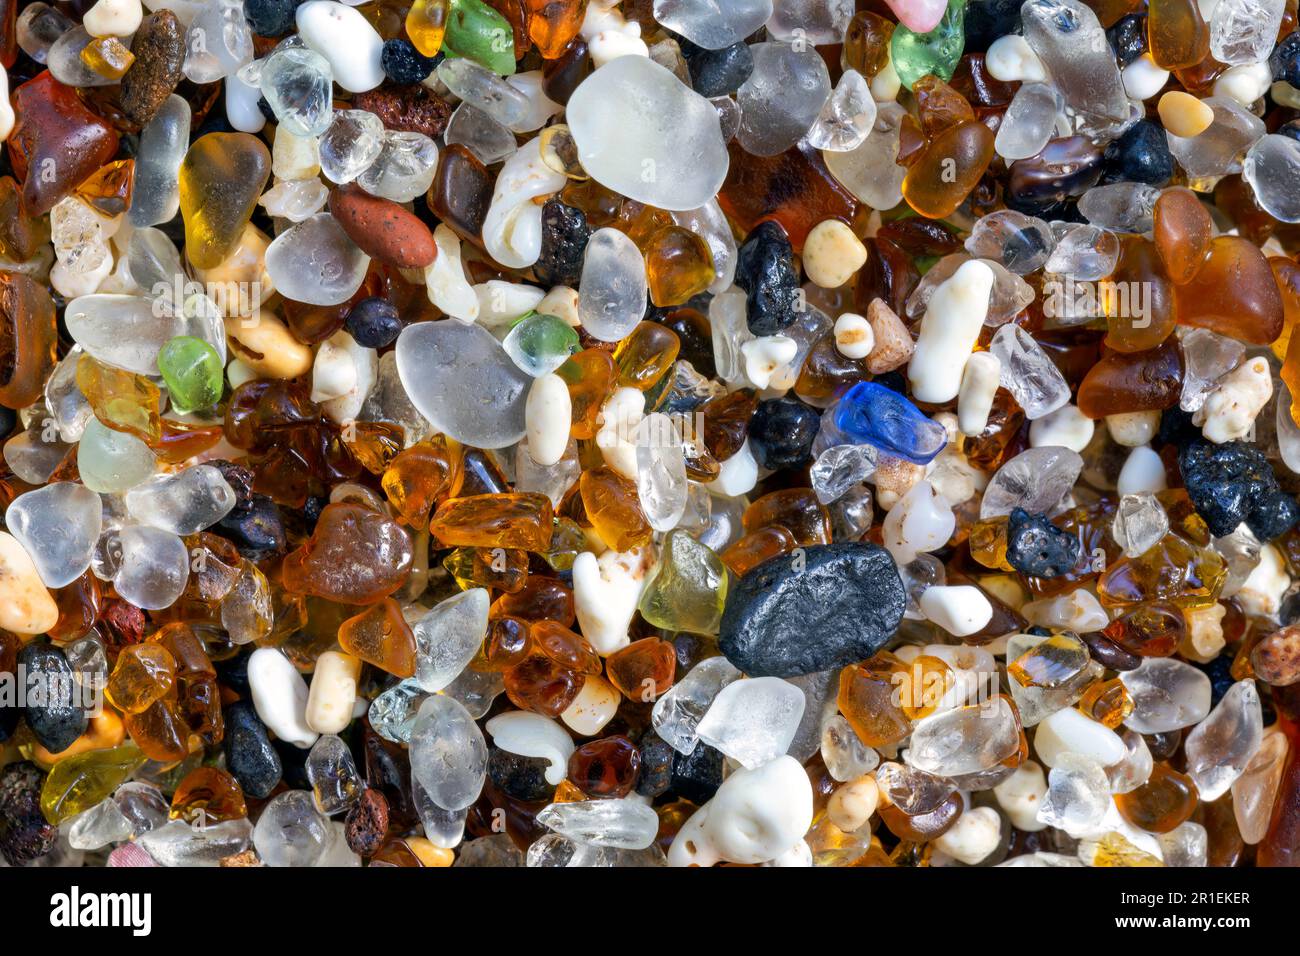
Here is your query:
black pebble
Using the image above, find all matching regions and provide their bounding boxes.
[1102,120,1174,187]
[1005,508,1081,577]
[215,493,287,560]
[534,198,591,289]
[748,397,821,470]
[17,643,87,755]
[1107,14,1147,67]
[0,762,57,866]
[223,702,283,799]
[719,542,907,677]
[635,732,674,798]
[734,221,800,335]
[346,296,404,348]
[680,40,754,97]
[245,0,302,36]
[670,742,724,805]
[1272,31,1300,87]
[487,747,555,802]
[382,38,440,85]
[1179,439,1300,541]
[964,0,1024,52]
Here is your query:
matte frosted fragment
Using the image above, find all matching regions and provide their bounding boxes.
[1232,730,1288,843]
[264,213,370,306]
[112,524,189,610]
[1179,328,1245,414]
[260,45,334,138]
[1078,183,1161,234]
[965,210,1054,275]
[182,0,252,83]
[441,667,504,720]
[77,418,157,494]
[536,797,661,849]
[125,229,185,299]
[696,676,806,768]
[980,446,1083,519]
[317,110,384,184]
[1108,727,1154,794]
[395,321,530,448]
[1111,492,1170,557]
[137,818,254,867]
[1158,821,1208,867]
[737,42,832,157]
[415,779,470,849]
[821,713,879,781]
[652,655,743,754]
[5,482,103,588]
[45,348,93,443]
[253,791,331,866]
[124,465,237,535]
[1165,97,1264,186]
[16,3,74,64]
[1209,0,1285,65]
[906,697,1021,776]
[1183,679,1263,800]
[804,69,875,153]
[437,58,531,131]
[988,323,1071,420]
[567,55,729,211]
[635,413,688,532]
[824,102,909,210]
[709,288,754,386]
[221,561,274,644]
[1243,134,1300,223]
[261,179,329,222]
[1036,753,1110,833]
[357,131,440,203]
[5,432,72,485]
[578,228,648,342]
[368,678,427,743]
[1120,658,1213,733]
[444,103,517,166]
[994,82,1060,161]
[408,694,488,811]
[130,95,192,227]
[1020,0,1128,126]
[412,588,490,692]
[65,294,188,375]
[48,26,116,86]
[68,798,132,850]
[810,443,878,504]
[651,0,773,50]
[306,734,363,815]
[767,0,853,43]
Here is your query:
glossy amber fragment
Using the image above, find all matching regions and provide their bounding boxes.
[76,354,162,442]
[1103,235,1176,353]
[743,489,831,546]
[1154,186,1213,285]
[430,493,554,551]
[1076,340,1184,418]
[1147,0,1210,68]
[170,767,247,823]
[281,502,415,604]
[1115,762,1199,833]
[838,652,911,748]
[614,322,681,391]
[1098,533,1226,610]
[605,637,676,701]
[525,0,587,58]
[579,467,651,551]
[338,598,418,678]
[382,438,461,527]
[1077,677,1134,729]
[443,546,529,592]
[902,121,995,219]
[0,272,58,408]
[1174,236,1285,345]
[178,133,272,269]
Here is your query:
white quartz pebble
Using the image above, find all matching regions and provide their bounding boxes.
[1194,355,1272,443]
[485,712,576,785]
[425,225,479,322]
[919,585,992,637]
[248,648,319,748]
[595,386,645,479]
[707,440,759,497]
[986,34,1048,82]
[560,676,620,736]
[525,373,572,467]
[1029,404,1095,452]
[696,677,806,769]
[833,313,874,359]
[908,260,994,404]
[741,335,797,389]
[882,480,954,566]
[296,1,385,92]
[957,351,1001,436]
[1122,53,1170,101]
[668,755,813,866]
[993,760,1048,832]
[1034,706,1127,769]
[573,548,653,654]
[1106,410,1160,446]
[482,139,567,269]
[1117,445,1168,495]
[83,0,142,36]
[933,806,1002,864]
[306,650,362,735]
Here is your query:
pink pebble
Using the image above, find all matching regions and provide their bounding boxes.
[108,842,158,867]
[885,0,949,33]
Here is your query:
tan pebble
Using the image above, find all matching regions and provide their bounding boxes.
[191,223,275,316]
[865,298,914,373]
[833,312,875,359]
[1252,622,1300,686]
[1158,91,1214,138]
[406,837,455,866]
[1179,602,1226,664]
[873,455,925,510]
[828,775,879,832]
[802,219,867,289]
[225,309,313,380]
[0,532,59,635]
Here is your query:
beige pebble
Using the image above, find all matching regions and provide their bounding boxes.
[0,532,59,635]
[1180,602,1227,663]
[560,675,620,735]
[537,285,581,327]
[1158,92,1214,137]
[873,455,926,510]
[833,312,875,359]
[191,224,275,316]
[828,775,879,832]
[305,650,362,735]
[802,219,867,289]
[225,310,314,380]
[865,298,914,373]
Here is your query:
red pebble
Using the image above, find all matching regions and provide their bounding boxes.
[329,184,437,269]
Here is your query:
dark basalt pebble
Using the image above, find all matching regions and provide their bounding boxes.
[534,198,591,289]
[670,741,724,805]
[748,397,821,470]
[223,702,283,799]
[215,493,287,560]
[734,221,801,335]
[719,542,907,678]
[345,789,389,857]
[120,10,186,126]
[1005,508,1081,578]
[17,643,87,755]
[346,297,404,348]
[680,40,754,97]
[0,761,57,866]
[963,0,1023,52]
[1102,120,1174,187]
[245,0,302,36]
[487,747,554,802]
[381,38,440,84]
[1179,439,1300,540]
[1107,13,1147,66]
[635,732,674,798]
